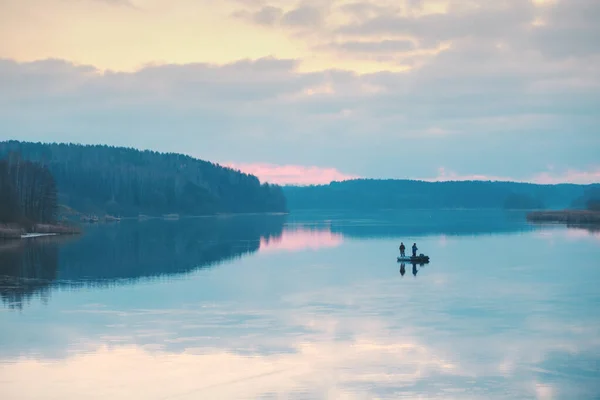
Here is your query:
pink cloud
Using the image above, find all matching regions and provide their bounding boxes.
[425,167,514,182]
[226,163,599,186]
[259,228,343,253]
[225,163,360,185]
[426,167,600,184]
[531,168,600,185]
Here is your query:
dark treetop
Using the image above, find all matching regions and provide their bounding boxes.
[0,155,58,226]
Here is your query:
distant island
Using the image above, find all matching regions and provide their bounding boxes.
[0,141,287,219]
[283,179,599,211]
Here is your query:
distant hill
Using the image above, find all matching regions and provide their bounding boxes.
[0,141,287,216]
[283,179,598,211]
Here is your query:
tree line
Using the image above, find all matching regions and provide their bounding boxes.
[0,154,58,226]
[283,179,599,210]
[573,187,600,211]
[0,141,287,216]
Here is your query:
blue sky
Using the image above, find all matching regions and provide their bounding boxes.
[0,0,599,184]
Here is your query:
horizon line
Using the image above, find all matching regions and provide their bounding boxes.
[1,139,598,187]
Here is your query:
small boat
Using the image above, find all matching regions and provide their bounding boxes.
[397,254,430,263]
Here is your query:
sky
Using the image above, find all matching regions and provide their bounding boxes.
[0,0,599,185]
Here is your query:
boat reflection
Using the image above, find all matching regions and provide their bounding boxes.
[399,262,428,278]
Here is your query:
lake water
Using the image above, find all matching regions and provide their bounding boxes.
[1,210,599,399]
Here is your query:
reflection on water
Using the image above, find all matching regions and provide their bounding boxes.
[259,227,344,253]
[0,215,285,308]
[0,210,538,309]
[285,209,539,239]
[0,237,62,307]
[1,210,599,399]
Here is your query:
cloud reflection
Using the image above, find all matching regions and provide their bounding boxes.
[534,226,600,243]
[0,336,464,400]
[1,222,599,399]
[2,278,599,399]
[259,227,343,253]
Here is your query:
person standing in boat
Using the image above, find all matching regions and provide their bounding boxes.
[412,243,418,257]
[399,242,406,257]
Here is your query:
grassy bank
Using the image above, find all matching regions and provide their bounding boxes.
[0,224,25,239]
[34,223,82,235]
[0,223,81,239]
[527,210,600,224]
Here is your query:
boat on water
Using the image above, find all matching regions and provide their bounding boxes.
[397,254,430,263]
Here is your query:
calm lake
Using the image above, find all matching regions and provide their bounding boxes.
[1,210,599,399]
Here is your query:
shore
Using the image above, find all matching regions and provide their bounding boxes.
[0,223,81,240]
[526,210,600,225]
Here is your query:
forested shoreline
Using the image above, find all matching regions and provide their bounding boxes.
[0,155,58,225]
[2,141,598,228]
[283,179,599,211]
[527,187,600,225]
[0,155,65,238]
[0,141,287,218]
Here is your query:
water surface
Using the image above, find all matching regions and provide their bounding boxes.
[1,210,599,399]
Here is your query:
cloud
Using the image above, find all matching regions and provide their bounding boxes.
[331,39,416,53]
[226,162,600,186]
[225,163,360,185]
[532,168,600,185]
[281,5,323,27]
[2,0,600,184]
[425,167,514,183]
[229,0,600,71]
[336,1,536,45]
[87,0,136,7]
[0,55,599,181]
[528,0,600,58]
[234,6,283,26]
[234,4,324,28]
[426,167,600,184]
